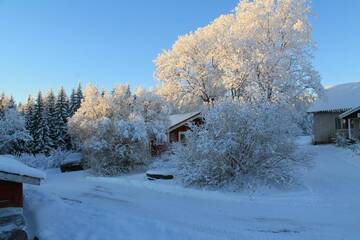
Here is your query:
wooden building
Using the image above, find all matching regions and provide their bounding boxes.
[308,82,360,144]
[0,156,44,240]
[168,111,202,143]
[150,112,203,156]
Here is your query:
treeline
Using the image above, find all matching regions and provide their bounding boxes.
[0,85,83,155]
[23,85,83,154]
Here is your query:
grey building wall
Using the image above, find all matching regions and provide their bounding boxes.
[313,112,342,144]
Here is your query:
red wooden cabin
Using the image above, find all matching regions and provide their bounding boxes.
[168,111,203,143]
[0,156,44,239]
[150,111,203,156]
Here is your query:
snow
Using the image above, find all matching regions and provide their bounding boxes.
[0,155,45,179]
[169,111,201,128]
[308,82,360,112]
[61,152,83,164]
[24,138,360,239]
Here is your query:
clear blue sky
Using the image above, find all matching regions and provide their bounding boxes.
[0,0,359,102]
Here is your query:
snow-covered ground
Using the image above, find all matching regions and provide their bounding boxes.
[24,138,360,240]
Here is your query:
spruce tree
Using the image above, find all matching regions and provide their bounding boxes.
[69,89,77,117]
[8,96,16,109]
[45,90,58,149]
[32,92,50,153]
[0,93,6,119]
[69,84,83,118]
[55,87,71,149]
[24,95,35,133]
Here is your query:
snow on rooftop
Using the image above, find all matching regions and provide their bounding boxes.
[0,155,45,179]
[308,82,360,112]
[169,111,201,128]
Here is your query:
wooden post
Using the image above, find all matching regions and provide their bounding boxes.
[348,118,352,139]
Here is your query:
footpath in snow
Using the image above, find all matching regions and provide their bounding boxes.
[24,138,360,240]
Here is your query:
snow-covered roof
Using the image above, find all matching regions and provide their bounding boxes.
[308,82,360,113]
[169,111,201,129]
[0,155,45,180]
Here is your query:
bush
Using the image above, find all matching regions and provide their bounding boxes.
[173,100,308,189]
[0,109,32,155]
[336,132,349,147]
[80,115,150,176]
[68,85,168,176]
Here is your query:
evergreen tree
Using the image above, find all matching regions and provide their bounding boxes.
[69,83,83,117]
[76,83,83,103]
[32,92,51,153]
[8,96,16,109]
[55,87,71,149]
[24,95,35,134]
[24,95,35,152]
[45,90,58,149]
[69,89,77,117]
[0,93,6,119]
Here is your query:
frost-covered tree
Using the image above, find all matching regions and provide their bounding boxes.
[111,84,134,119]
[69,85,168,176]
[155,0,322,109]
[0,93,13,118]
[134,86,169,143]
[69,85,111,149]
[227,0,322,103]
[0,108,32,155]
[80,114,149,175]
[155,24,226,110]
[173,100,308,189]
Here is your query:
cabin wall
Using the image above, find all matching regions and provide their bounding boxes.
[0,181,23,208]
[313,112,343,144]
[169,118,203,143]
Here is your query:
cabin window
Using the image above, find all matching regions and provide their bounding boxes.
[178,131,187,144]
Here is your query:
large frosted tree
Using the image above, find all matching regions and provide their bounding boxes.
[155,0,322,109]
[155,25,226,110]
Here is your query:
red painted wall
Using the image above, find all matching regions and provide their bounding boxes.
[169,118,203,143]
[0,181,23,208]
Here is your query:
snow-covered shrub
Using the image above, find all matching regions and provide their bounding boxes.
[0,109,32,155]
[173,100,307,189]
[68,85,168,176]
[134,87,169,144]
[81,115,149,175]
[336,133,349,147]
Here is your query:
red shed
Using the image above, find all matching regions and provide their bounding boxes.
[0,156,44,239]
[168,111,203,143]
[150,112,203,156]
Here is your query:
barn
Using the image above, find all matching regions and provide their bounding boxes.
[0,155,44,240]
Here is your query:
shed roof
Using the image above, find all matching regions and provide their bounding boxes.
[169,111,201,131]
[308,82,360,113]
[0,155,45,184]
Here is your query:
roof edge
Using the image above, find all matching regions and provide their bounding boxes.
[168,112,202,132]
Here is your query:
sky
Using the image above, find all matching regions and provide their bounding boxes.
[0,0,359,102]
